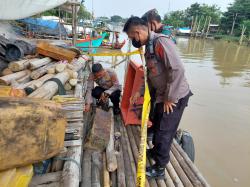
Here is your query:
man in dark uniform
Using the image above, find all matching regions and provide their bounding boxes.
[123,17,192,179]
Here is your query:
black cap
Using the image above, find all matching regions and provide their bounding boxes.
[92,63,103,73]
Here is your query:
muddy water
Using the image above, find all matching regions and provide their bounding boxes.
[177,38,250,187]
[94,35,250,187]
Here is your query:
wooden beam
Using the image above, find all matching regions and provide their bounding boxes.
[29,171,62,186]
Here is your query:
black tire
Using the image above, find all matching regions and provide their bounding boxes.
[181,131,195,162]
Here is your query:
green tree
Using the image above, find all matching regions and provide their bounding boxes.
[111,15,123,23]
[221,0,250,35]
[78,5,92,20]
[242,20,250,36]
[163,11,186,28]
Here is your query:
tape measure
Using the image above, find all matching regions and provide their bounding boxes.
[136,47,151,187]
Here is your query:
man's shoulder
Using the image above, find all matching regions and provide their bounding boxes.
[106,68,116,75]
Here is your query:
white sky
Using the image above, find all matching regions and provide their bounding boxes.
[84,0,234,18]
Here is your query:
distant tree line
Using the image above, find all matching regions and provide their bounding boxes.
[163,0,250,37]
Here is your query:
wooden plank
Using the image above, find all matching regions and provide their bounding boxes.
[64,139,82,147]
[36,41,77,62]
[29,171,62,186]
[84,108,111,151]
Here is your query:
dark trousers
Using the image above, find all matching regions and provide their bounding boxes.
[150,92,192,167]
[91,86,121,109]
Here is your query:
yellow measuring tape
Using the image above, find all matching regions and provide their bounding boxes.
[136,47,151,187]
[136,84,151,187]
[87,50,140,56]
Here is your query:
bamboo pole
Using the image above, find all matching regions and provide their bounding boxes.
[81,149,92,187]
[118,118,136,187]
[171,145,202,186]
[173,141,210,187]
[91,151,102,187]
[106,110,118,172]
[103,153,110,187]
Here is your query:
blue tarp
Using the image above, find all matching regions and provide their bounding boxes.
[20,18,58,29]
[18,18,67,37]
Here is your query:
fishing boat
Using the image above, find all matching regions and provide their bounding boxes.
[101,39,126,49]
[75,32,107,51]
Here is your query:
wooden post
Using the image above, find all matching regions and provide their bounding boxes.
[196,16,202,37]
[201,16,208,37]
[230,13,238,35]
[239,25,247,45]
[72,4,77,46]
[0,70,29,85]
[205,16,212,38]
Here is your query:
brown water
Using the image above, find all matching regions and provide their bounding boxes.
[177,38,250,187]
[95,36,250,187]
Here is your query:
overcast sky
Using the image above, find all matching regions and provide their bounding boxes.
[84,0,234,18]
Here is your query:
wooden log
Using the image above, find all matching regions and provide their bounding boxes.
[118,118,135,187]
[51,147,68,172]
[56,63,67,73]
[47,66,56,74]
[36,41,77,62]
[116,144,126,187]
[29,171,62,186]
[64,140,82,147]
[69,79,78,86]
[0,97,66,171]
[128,126,153,187]
[1,68,13,76]
[84,108,111,151]
[64,82,72,91]
[8,59,30,72]
[106,110,117,172]
[0,70,28,85]
[111,170,117,187]
[29,57,52,70]
[30,63,55,80]
[171,145,202,187]
[103,153,110,187]
[74,83,82,98]
[28,71,70,99]
[131,126,157,187]
[166,159,184,187]
[170,146,193,186]
[62,146,82,187]
[91,151,102,187]
[173,141,210,187]
[0,60,8,74]
[81,149,92,187]
[16,71,31,84]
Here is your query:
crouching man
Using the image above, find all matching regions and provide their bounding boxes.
[85,63,122,115]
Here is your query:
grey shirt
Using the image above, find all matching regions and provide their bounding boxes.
[144,32,190,103]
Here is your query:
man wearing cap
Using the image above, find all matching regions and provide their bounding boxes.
[85,63,122,115]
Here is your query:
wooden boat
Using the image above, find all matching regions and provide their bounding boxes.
[75,32,107,51]
[101,39,126,49]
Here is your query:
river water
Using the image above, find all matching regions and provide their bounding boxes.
[94,35,250,187]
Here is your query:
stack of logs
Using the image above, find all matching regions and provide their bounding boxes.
[0,55,88,99]
[81,116,210,187]
[29,65,89,187]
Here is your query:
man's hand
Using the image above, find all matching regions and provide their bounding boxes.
[100,92,109,102]
[164,101,176,114]
[85,104,91,112]
[130,91,140,104]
